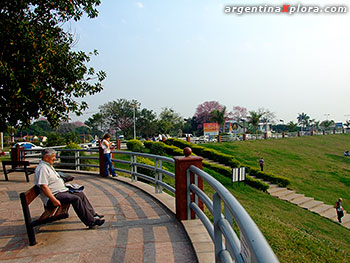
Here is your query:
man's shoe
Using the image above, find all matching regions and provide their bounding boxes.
[112,174,118,177]
[94,213,104,219]
[89,219,105,229]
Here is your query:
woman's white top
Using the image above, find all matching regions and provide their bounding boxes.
[102,139,111,154]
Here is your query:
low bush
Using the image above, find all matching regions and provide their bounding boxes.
[166,138,240,168]
[246,166,290,187]
[127,139,144,152]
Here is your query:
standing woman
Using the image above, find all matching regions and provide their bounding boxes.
[336,198,344,223]
[102,134,117,177]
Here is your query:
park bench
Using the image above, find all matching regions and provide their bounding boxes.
[20,185,70,246]
[2,160,36,182]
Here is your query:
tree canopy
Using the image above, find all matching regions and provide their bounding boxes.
[0,0,106,131]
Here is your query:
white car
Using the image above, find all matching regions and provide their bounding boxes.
[12,142,43,150]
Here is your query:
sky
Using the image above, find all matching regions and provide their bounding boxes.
[68,0,349,124]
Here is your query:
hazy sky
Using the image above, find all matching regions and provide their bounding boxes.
[69,0,349,124]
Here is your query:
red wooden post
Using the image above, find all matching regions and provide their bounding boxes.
[116,139,121,150]
[218,135,221,143]
[264,132,267,140]
[243,134,246,141]
[282,132,285,138]
[323,130,325,135]
[297,131,301,137]
[162,136,166,143]
[343,128,345,134]
[174,147,203,221]
[186,136,191,143]
[98,140,106,177]
[11,145,23,168]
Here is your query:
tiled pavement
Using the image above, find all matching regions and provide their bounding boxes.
[0,171,213,263]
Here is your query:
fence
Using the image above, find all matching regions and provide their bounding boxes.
[17,147,278,263]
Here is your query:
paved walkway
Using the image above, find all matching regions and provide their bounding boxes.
[0,171,204,263]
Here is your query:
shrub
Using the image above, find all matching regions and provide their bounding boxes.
[127,139,143,152]
[246,166,290,187]
[45,132,65,147]
[245,175,269,192]
[166,138,240,168]
[149,142,166,156]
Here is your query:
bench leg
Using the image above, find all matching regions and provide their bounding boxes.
[20,193,36,245]
[2,164,8,181]
[24,166,30,182]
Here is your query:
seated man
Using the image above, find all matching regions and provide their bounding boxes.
[34,148,105,228]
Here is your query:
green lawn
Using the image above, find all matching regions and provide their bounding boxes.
[202,134,350,212]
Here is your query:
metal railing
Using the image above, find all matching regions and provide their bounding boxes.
[187,165,279,263]
[21,147,277,262]
[22,148,175,194]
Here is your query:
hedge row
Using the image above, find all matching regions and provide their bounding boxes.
[166,138,290,188]
[165,138,240,168]
[144,140,269,192]
[246,166,290,187]
[203,161,269,192]
[144,141,183,156]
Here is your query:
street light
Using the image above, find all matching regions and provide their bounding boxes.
[132,104,136,139]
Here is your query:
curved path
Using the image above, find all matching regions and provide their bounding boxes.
[0,171,199,263]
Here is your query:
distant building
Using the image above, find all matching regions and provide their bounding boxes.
[258,122,272,133]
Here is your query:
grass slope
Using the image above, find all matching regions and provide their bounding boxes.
[203,134,350,212]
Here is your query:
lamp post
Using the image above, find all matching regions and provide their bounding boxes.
[132,104,136,139]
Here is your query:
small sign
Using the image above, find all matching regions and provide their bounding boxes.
[233,167,246,182]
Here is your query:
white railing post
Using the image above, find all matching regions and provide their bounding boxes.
[213,192,224,262]
[131,154,136,182]
[75,151,80,171]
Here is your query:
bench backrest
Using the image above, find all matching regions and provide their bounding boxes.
[21,185,41,206]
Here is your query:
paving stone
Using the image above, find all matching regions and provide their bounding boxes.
[299,200,324,210]
[320,208,337,219]
[267,187,286,194]
[309,204,333,214]
[279,193,304,201]
[290,196,314,205]
[271,189,295,198]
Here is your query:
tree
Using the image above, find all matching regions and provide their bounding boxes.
[194,101,224,127]
[297,113,310,132]
[344,120,350,129]
[182,117,198,136]
[247,111,264,133]
[320,120,335,131]
[136,108,158,138]
[99,99,140,138]
[157,108,183,136]
[210,106,229,133]
[286,121,298,132]
[85,113,104,137]
[0,0,106,131]
[232,106,248,122]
